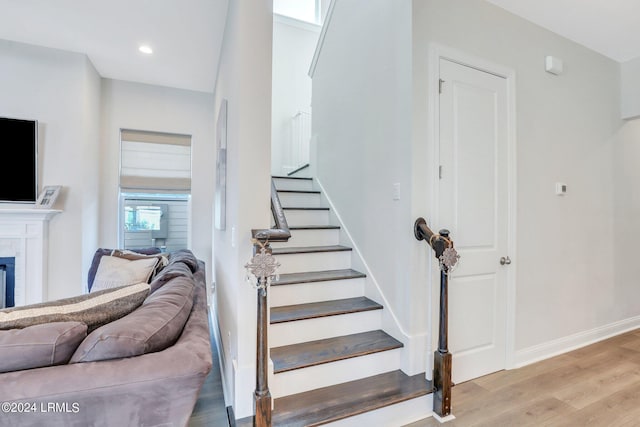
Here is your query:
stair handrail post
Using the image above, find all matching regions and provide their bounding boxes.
[414,218,456,419]
[246,240,277,427]
[254,242,271,427]
[248,178,291,427]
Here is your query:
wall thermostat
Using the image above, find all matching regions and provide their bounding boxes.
[555,182,567,196]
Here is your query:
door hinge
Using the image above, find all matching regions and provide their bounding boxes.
[439,165,443,179]
[439,79,445,94]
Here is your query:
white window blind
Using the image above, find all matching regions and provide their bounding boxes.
[120,129,192,193]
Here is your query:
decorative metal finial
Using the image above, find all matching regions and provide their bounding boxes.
[245,244,280,289]
[439,246,460,273]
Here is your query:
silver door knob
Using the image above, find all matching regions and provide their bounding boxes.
[500,256,511,265]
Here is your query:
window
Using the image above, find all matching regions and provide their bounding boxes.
[119,130,192,252]
[125,205,163,231]
[274,0,322,24]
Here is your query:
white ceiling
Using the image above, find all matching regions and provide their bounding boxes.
[486,0,640,63]
[0,0,637,95]
[0,0,228,94]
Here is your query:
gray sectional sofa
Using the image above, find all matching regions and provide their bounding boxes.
[0,249,212,427]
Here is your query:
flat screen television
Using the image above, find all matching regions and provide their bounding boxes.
[0,117,38,203]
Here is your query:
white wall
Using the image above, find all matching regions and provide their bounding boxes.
[0,40,101,300]
[213,0,273,418]
[621,56,640,119]
[413,0,627,361]
[311,0,637,372]
[0,39,217,301]
[612,117,640,326]
[271,14,320,175]
[99,79,216,284]
[311,0,421,369]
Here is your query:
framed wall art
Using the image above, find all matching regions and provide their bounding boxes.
[215,99,228,230]
[35,185,61,209]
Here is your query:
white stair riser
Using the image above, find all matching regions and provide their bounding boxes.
[325,394,433,427]
[270,278,365,306]
[271,348,402,398]
[270,310,382,347]
[278,192,322,208]
[270,228,340,248]
[283,209,330,226]
[273,178,314,191]
[277,251,351,274]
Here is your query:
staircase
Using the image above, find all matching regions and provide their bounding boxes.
[238,175,433,426]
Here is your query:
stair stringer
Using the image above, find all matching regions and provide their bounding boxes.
[313,177,431,379]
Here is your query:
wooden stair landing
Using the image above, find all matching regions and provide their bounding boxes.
[236,370,432,427]
[271,330,402,374]
[271,296,382,324]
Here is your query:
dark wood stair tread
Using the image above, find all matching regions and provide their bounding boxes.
[271,245,351,255]
[272,370,432,426]
[235,370,431,427]
[276,189,321,194]
[271,330,403,374]
[272,175,313,180]
[287,163,310,176]
[289,225,340,230]
[271,297,382,324]
[282,206,329,210]
[273,269,365,286]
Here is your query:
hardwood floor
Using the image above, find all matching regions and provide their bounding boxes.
[406,329,640,427]
[188,310,229,427]
[188,309,640,427]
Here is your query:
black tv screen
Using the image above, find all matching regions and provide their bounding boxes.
[0,117,38,203]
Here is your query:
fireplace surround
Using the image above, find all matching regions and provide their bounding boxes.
[0,208,60,306]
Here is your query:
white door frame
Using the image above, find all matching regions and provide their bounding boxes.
[426,43,518,371]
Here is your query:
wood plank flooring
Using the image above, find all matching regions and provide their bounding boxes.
[188,311,229,427]
[406,328,640,427]
[190,309,640,426]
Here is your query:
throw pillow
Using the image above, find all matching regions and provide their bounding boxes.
[0,322,87,373]
[0,283,150,332]
[90,256,159,292]
[70,277,194,363]
[111,249,168,280]
[87,247,161,291]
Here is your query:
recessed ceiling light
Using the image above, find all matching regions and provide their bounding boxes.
[139,45,153,54]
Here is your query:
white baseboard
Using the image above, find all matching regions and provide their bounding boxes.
[514,315,640,368]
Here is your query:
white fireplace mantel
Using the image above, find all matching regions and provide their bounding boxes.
[0,207,62,306]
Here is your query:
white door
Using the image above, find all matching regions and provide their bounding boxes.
[438,58,510,384]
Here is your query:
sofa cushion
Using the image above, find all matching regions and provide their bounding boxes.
[91,255,159,292]
[168,249,199,273]
[0,322,87,373]
[87,247,161,291]
[70,277,195,363]
[0,283,150,332]
[149,260,193,294]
